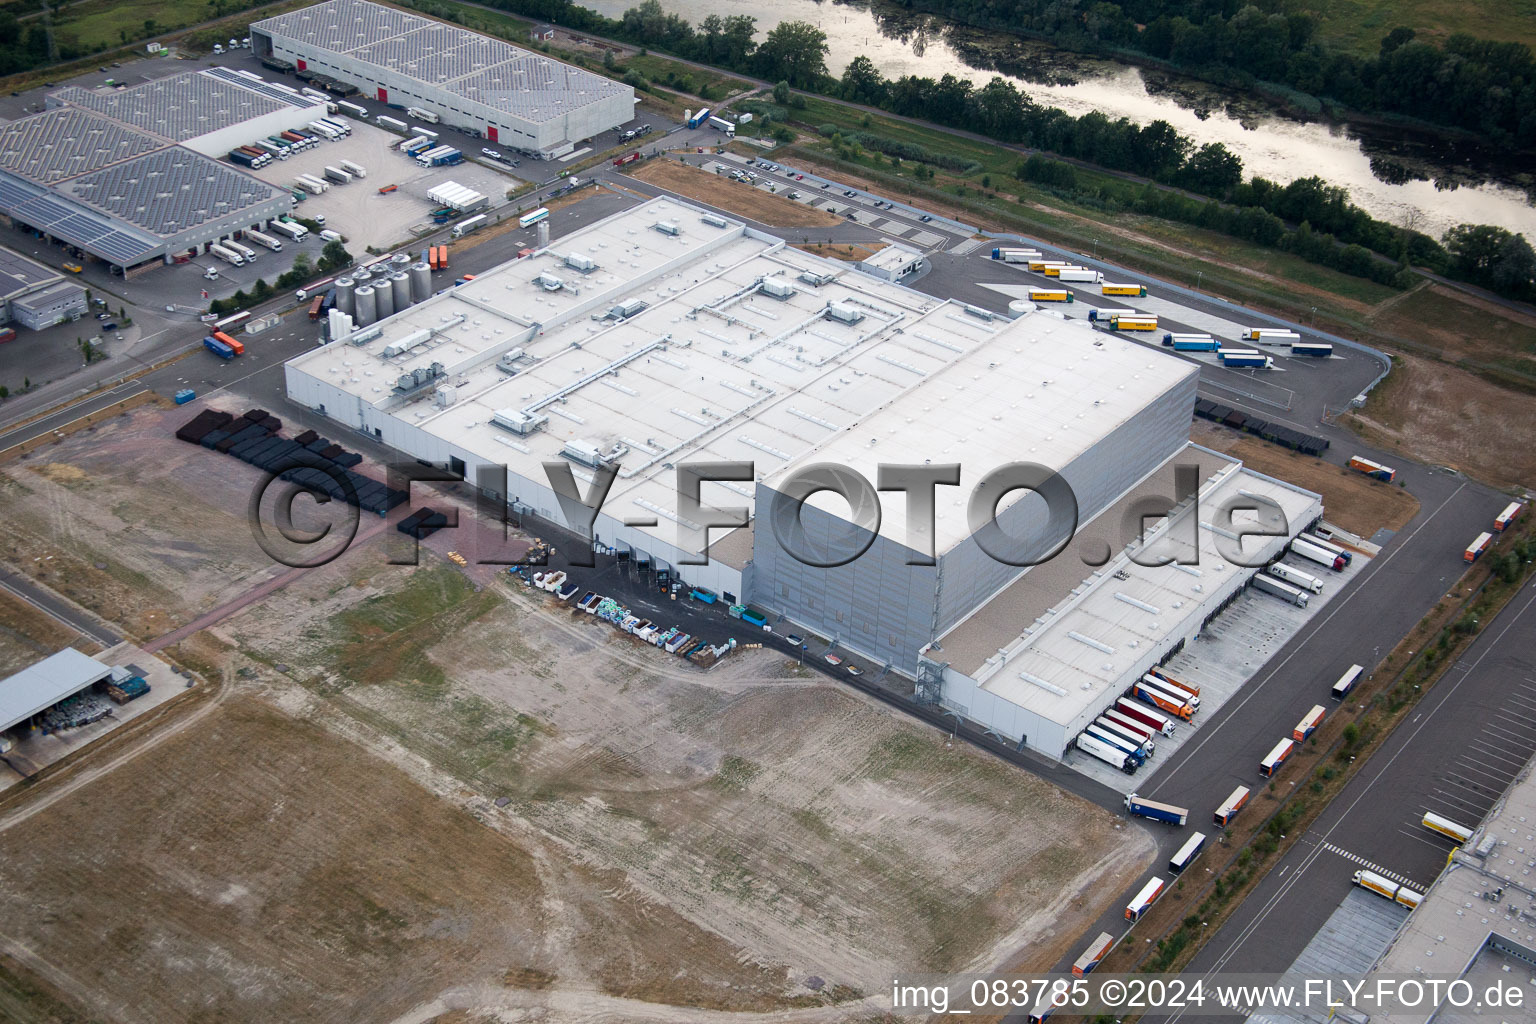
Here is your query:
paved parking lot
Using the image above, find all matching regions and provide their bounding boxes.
[1068,552,1371,794]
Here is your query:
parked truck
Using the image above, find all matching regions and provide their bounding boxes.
[1290,537,1346,572]
[707,115,735,136]
[1353,869,1423,909]
[1114,697,1176,736]
[991,247,1042,262]
[1133,677,1194,720]
[1252,573,1310,607]
[1027,289,1073,303]
[1126,793,1188,825]
[1163,332,1218,351]
[686,107,711,129]
[406,105,440,123]
[451,214,487,238]
[1241,327,1302,344]
[1218,348,1273,369]
[1075,732,1136,774]
[1085,724,1146,766]
[227,148,261,168]
[1111,315,1159,331]
[1089,308,1136,323]
[208,243,244,265]
[246,230,283,252]
[1102,282,1146,296]
[339,159,366,178]
[1267,562,1323,593]
[269,219,308,241]
[1057,267,1103,283]
[323,165,352,184]
[1465,531,1493,563]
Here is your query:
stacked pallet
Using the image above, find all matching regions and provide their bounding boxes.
[1193,399,1329,456]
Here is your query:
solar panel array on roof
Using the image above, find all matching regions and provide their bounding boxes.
[252,0,628,123]
[50,70,309,143]
[60,148,288,236]
[0,171,160,263]
[0,107,161,185]
[198,67,318,109]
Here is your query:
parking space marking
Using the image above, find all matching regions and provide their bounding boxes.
[1320,842,1414,885]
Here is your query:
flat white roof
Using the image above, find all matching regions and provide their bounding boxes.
[288,198,1195,557]
[859,241,924,272]
[947,454,1321,725]
[0,648,110,731]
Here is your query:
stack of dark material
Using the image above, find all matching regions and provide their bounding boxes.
[1193,399,1330,457]
[396,506,450,539]
[175,407,408,515]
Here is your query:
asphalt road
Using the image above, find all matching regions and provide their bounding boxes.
[0,566,121,648]
[1043,458,1504,974]
[1148,577,1536,1024]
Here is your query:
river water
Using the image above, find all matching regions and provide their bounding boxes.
[589,0,1536,237]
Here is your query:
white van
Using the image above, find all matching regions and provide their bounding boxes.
[318,229,343,243]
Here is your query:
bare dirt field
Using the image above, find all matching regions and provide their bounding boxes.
[1191,420,1421,537]
[629,159,841,228]
[0,402,1154,1022]
[0,589,88,676]
[1341,350,1536,491]
[793,241,882,262]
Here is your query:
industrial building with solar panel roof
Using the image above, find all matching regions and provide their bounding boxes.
[283,197,1325,760]
[249,0,636,158]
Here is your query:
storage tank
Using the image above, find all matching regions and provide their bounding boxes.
[354,285,377,327]
[374,278,395,319]
[410,262,431,302]
[1008,299,1036,318]
[390,272,411,312]
[353,268,372,287]
[334,276,356,316]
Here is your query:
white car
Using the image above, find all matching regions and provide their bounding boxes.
[481,147,504,160]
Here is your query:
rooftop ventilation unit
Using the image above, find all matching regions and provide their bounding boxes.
[491,408,548,435]
[826,302,864,325]
[653,221,680,236]
[760,278,796,300]
[561,438,603,468]
[609,299,647,319]
[798,270,835,287]
[534,272,564,291]
[700,213,727,228]
[563,252,596,272]
[496,348,527,373]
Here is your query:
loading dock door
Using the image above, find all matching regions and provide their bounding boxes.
[487,126,498,142]
[377,87,388,103]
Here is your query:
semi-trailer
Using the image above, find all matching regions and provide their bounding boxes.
[1163,332,1218,350]
[1125,793,1188,825]
[376,114,408,132]
[306,121,340,140]
[1072,932,1115,976]
[1241,327,1302,344]
[1218,348,1273,368]
[1291,342,1333,357]
[1102,708,1157,750]
[990,247,1043,262]
[1421,812,1474,843]
[246,230,283,252]
[1302,532,1353,565]
[1137,674,1196,716]
[1267,562,1324,593]
[227,241,258,262]
[1102,282,1146,296]
[706,115,736,136]
[1465,531,1493,563]
[1125,877,1167,921]
[1028,259,1069,271]
[400,135,430,152]
[1252,573,1310,607]
[318,117,351,136]
[1088,307,1135,322]
[339,159,366,178]
[686,107,711,128]
[203,336,236,359]
[1114,697,1176,736]
[1214,785,1250,826]
[451,214,488,238]
[1331,664,1365,701]
[297,174,329,193]
[208,243,244,265]
[1347,455,1396,482]
[1056,268,1103,283]
[1290,540,1344,571]
[1075,732,1136,774]
[1259,737,1295,777]
[210,330,245,355]
[253,140,288,159]
[269,220,308,241]
[226,149,259,168]
[1294,705,1326,741]
[1042,264,1087,277]
[1353,870,1423,909]
[406,105,440,123]
[1169,832,1208,874]
[1085,724,1147,765]
[1496,502,1525,532]
[323,165,352,184]
[1111,314,1159,331]
[1027,289,1073,303]
[1148,668,1200,701]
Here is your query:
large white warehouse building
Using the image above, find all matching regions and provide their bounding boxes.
[283,196,1321,758]
[250,0,635,158]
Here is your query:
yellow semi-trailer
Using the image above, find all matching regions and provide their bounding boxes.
[1103,282,1147,296]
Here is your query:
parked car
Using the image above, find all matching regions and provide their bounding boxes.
[96,312,109,320]
[794,173,804,180]
[785,633,804,646]
[843,189,857,197]
[846,665,864,677]
[919,214,933,222]
[820,182,830,189]
[481,147,504,159]
[101,322,117,331]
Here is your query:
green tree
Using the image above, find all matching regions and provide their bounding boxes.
[754,21,828,88]
[839,55,886,105]
[318,240,353,273]
[772,79,791,105]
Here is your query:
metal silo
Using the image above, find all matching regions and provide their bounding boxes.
[374,278,395,319]
[390,272,411,312]
[410,262,431,302]
[354,285,377,327]
[335,276,356,317]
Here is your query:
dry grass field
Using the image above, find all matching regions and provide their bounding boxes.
[629,159,841,228]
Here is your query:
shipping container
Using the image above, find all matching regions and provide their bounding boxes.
[211,330,245,355]
[203,336,235,359]
[307,295,324,320]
